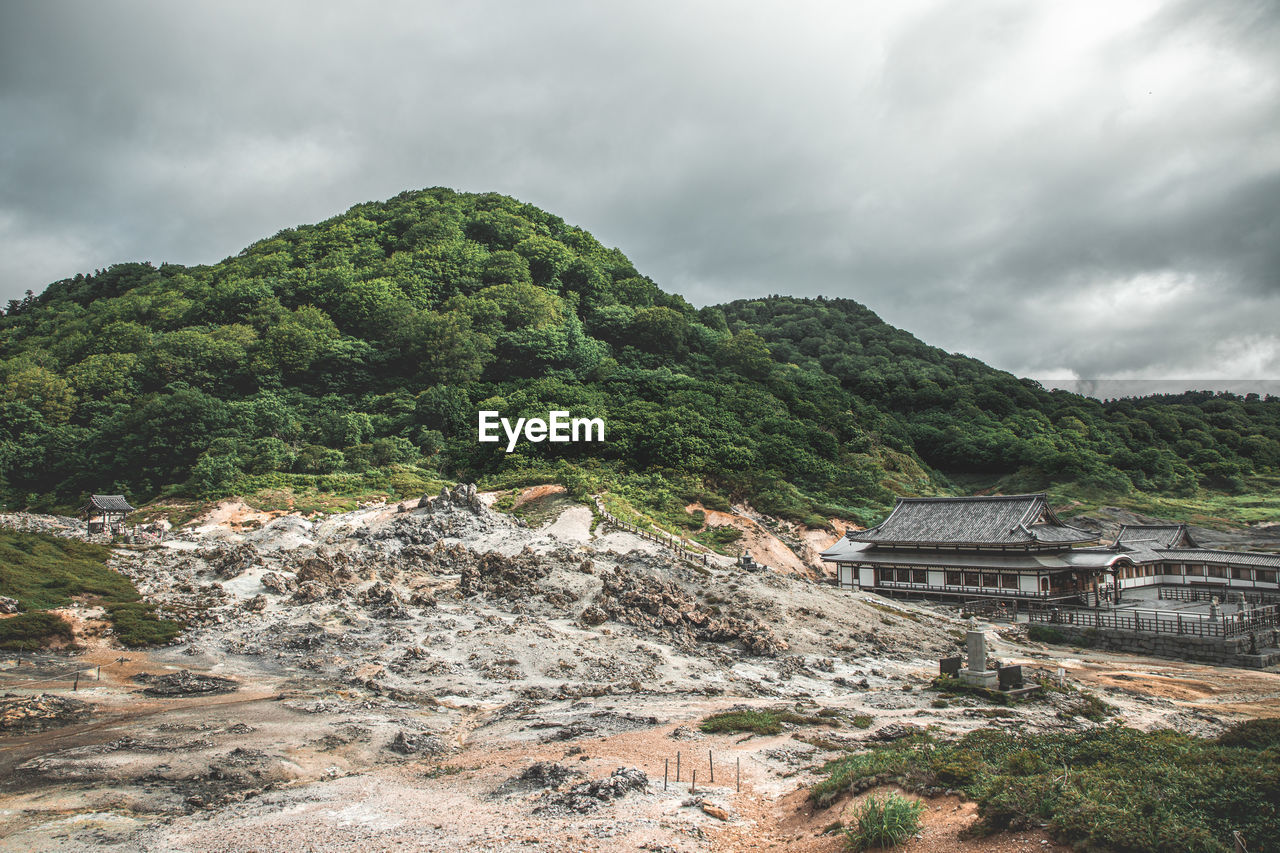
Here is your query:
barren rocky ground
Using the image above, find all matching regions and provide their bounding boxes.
[2,490,1278,852]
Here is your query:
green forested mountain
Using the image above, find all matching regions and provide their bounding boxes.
[2,188,1277,524]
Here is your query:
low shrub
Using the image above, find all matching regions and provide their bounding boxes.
[1026,623,1098,648]
[1217,718,1280,751]
[929,749,981,787]
[1027,624,1066,644]
[699,708,831,735]
[809,724,1280,852]
[106,602,184,647]
[0,611,74,649]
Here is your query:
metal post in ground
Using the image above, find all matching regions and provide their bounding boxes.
[664,759,668,791]
[691,770,697,794]
[709,749,714,783]
[676,751,681,783]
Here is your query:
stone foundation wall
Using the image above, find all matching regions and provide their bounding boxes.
[1035,624,1280,668]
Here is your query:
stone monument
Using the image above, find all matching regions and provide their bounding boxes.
[958,629,999,689]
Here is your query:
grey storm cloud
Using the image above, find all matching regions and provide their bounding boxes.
[1,0,1277,388]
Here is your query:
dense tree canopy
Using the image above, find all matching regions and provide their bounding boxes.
[1,188,1277,520]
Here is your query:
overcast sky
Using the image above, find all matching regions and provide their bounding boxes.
[2,0,1277,388]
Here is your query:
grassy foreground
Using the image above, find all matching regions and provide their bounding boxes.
[0,530,181,648]
[810,722,1280,853]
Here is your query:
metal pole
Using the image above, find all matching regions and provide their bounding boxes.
[709,749,714,783]
[664,759,668,791]
[691,770,697,794]
[676,751,681,783]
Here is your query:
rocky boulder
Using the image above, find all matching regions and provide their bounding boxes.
[204,544,262,580]
[598,568,787,656]
[0,694,91,732]
[259,571,296,595]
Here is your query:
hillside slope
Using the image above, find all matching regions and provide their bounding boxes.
[1,188,1277,524]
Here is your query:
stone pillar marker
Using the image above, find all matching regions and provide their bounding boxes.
[966,630,986,672]
[958,629,999,689]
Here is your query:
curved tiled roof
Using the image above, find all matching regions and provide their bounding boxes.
[1156,548,1280,569]
[86,494,135,513]
[1114,524,1197,549]
[845,494,1095,547]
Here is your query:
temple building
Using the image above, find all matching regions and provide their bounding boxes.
[84,494,135,535]
[821,493,1280,604]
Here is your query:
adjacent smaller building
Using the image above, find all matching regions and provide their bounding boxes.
[822,493,1280,604]
[84,494,135,535]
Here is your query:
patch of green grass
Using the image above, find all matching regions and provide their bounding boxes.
[105,602,183,646]
[0,530,182,648]
[930,675,1011,705]
[1,532,124,610]
[866,600,920,622]
[810,737,929,808]
[490,489,519,513]
[850,714,874,729]
[699,708,834,736]
[0,611,74,650]
[810,723,1280,853]
[1058,692,1118,723]
[842,792,925,851]
[691,524,744,554]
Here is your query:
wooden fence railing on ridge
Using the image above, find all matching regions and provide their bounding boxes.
[592,496,738,572]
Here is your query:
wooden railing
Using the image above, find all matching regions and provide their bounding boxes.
[1028,603,1280,638]
[873,580,1080,602]
[1159,586,1280,606]
[592,497,729,571]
